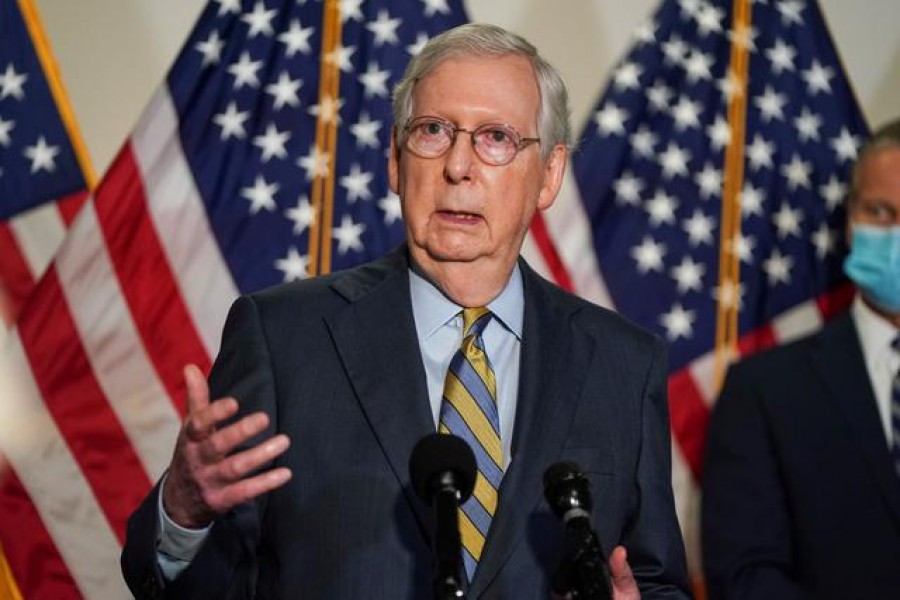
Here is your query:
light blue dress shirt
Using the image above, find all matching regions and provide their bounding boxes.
[408,265,523,467]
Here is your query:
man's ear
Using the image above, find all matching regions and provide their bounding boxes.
[388,128,401,194]
[845,197,855,248]
[537,144,569,211]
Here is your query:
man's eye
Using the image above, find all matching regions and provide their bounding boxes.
[864,203,897,221]
[422,122,445,136]
[482,128,511,144]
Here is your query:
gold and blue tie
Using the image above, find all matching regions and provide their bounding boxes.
[438,307,502,580]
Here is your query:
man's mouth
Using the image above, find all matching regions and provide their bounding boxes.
[437,209,482,222]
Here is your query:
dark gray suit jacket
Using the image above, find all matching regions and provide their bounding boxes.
[122,247,690,599]
[702,312,900,599]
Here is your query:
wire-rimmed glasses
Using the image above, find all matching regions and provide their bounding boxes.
[403,116,541,166]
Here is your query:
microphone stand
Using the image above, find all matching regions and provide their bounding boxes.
[552,517,611,599]
[432,471,466,599]
[409,434,475,600]
[544,462,611,600]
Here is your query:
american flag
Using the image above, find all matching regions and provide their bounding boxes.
[572,0,868,576]
[0,0,93,593]
[0,0,482,597]
[0,0,92,334]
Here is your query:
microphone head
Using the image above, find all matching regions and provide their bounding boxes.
[409,433,477,505]
[543,461,593,520]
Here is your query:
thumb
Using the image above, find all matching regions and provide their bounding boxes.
[183,364,210,415]
[609,545,639,598]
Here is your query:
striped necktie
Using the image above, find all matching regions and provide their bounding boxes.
[891,335,900,478]
[438,307,502,580]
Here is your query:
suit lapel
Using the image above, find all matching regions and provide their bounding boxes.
[813,314,900,528]
[324,249,436,538]
[468,264,594,597]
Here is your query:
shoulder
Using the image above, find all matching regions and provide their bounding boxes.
[520,259,664,357]
[726,312,853,383]
[242,246,409,316]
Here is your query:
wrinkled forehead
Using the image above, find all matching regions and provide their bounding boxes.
[411,53,541,120]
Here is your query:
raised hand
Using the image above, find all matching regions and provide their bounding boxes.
[162,364,292,528]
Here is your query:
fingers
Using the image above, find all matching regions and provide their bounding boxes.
[608,546,640,600]
[166,416,289,525]
[181,363,274,460]
[197,434,292,514]
[215,430,288,480]
[219,436,292,494]
[199,411,271,461]
[209,466,293,513]
[163,455,291,528]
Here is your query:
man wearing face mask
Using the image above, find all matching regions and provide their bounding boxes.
[701,118,900,600]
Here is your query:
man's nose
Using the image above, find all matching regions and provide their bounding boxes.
[443,130,477,183]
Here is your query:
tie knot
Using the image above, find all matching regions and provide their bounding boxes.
[462,307,492,338]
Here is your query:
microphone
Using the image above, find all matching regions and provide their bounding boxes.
[410,433,477,600]
[543,462,612,600]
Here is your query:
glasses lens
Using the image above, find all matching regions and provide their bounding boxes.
[473,124,519,165]
[407,119,451,158]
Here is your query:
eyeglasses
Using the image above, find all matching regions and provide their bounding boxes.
[403,116,541,166]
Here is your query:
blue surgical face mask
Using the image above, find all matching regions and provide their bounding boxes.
[843,224,900,313]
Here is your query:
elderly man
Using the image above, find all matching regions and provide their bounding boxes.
[122,23,690,599]
[702,119,900,599]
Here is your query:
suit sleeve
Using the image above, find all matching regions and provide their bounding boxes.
[121,295,277,600]
[701,363,809,600]
[625,337,693,599]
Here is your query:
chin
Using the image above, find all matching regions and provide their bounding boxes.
[414,234,486,264]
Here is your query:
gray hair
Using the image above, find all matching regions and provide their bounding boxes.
[391,23,571,160]
[850,118,900,203]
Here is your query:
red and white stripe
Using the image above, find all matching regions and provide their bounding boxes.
[0,87,237,599]
[0,330,127,598]
[0,193,84,335]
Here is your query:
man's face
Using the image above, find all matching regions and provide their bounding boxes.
[845,145,900,323]
[388,54,566,281]
[849,147,900,228]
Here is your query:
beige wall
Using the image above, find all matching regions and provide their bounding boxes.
[35,0,900,176]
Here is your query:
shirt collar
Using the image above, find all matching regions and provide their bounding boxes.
[851,294,900,362]
[409,263,524,340]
